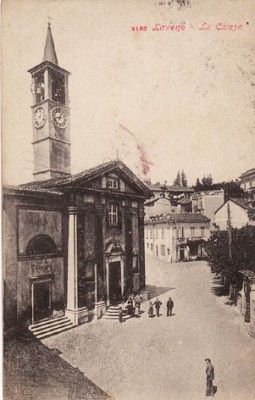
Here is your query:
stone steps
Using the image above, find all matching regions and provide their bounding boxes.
[29,316,74,339]
[102,306,134,321]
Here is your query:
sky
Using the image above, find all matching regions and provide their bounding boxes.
[2,0,255,187]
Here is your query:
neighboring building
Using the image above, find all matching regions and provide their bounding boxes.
[176,198,192,213]
[192,189,224,228]
[145,195,192,218]
[148,184,194,203]
[146,183,194,216]
[3,24,152,334]
[239,168,255,195]
[215,198,255,230]
[144,197,172,219]
[237,270,255,337]
[145,213,210,262]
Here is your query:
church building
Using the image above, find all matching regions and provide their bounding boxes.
[3,24,152,335]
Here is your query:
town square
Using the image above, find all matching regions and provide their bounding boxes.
[4,256,255,399]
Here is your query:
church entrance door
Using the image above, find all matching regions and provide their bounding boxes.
[109,262,121,303]
[33,281,51,323]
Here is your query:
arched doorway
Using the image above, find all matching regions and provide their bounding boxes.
[105,243,125,306]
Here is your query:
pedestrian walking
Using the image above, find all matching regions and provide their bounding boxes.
[205,358,215,397]
[130,293,135,309]
[153,298,162,317]
[118,307,123,323]
[148,301,154,317]
[126,298,133,315]
[134,304,140,317]
[166,297,174,316]
[135,293,142,313]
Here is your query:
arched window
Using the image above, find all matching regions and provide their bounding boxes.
[26,234,57,256]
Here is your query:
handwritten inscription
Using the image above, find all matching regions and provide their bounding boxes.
[131,24,185,32]
[199,22,243,31]
[131,23,244,32]
[152,23,185,31]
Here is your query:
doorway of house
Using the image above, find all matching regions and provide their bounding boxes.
[109,261,121,304]
[179,248,185,261]
[244,283,251,322]
[33,281,51,323]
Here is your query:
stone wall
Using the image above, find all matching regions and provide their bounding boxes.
[3,193,64,332]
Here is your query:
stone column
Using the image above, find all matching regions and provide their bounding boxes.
[67,207,78,310]
[44,68,50,100]
[31,283,35,325]
[65,207,88,325]
[120,257,125,298]
[106,259,110,306]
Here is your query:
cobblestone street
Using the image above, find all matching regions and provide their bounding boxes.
[43,256,255,400]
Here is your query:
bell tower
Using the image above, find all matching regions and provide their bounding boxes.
[28,23,71,181]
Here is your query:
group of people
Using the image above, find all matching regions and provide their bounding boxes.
[118,295,175,322]
[148,297,174,318]
[118,293,143,322]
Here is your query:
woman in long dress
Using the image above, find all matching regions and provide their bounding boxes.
[126,298,133,315]
[148,301,154,317]
[135,304,140,317]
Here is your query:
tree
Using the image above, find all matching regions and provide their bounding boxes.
[194,178,202,191]
[194,174,214,191]
[173,171,181,186]
[223,180,243,201]
[181,170,188,187]
[201,174,213,187]
[205,226,255,292]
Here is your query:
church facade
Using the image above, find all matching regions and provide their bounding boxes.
[3,24,152,333]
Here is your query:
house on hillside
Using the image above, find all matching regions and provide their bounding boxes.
[149,184,194,203]
[145,213,210,262]
[144,197,172,219]
[192,189,224,228]
[239,168,255,196]
[215,198,255,230]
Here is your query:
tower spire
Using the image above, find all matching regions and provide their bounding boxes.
[43,22,58,65]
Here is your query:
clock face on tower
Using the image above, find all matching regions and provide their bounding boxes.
[52,107,68,129]
[34,107,46,128]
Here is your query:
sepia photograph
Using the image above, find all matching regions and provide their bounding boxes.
[2,1,255,399]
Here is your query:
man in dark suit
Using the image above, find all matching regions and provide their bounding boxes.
[166,297,174,316]
[153,298,162,317]
[205,358,215,397]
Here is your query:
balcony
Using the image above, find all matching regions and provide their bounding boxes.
[187,236,205,242]
[177,237,187,244]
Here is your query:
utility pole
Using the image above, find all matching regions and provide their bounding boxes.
[94,263,98,320]
[227,203,232,260]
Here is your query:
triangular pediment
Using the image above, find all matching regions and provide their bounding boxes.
[11,160,153,199]
[69,161,151,197]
